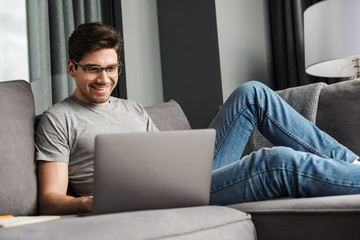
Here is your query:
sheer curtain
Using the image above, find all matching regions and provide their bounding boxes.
[26,0,102,115]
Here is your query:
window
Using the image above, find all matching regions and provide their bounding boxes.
[0,0,29,82]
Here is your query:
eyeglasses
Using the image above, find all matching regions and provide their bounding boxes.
[72,59,123,81]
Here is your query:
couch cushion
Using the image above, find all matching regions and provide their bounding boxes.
[316,79,360,155]
[231,194,360,213]
[0,80,37,215]
[145,100,192,131]
[231,194,360,240]
[0,206,256,240]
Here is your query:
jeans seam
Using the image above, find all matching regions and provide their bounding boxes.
[264,112,330,159]
[214,101,255,156]
[211,167,360,194]
[350,155,359,163]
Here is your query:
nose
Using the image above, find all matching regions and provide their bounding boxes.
[97,69,111,84]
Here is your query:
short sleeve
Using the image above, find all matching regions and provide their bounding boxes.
[35,112,70,163]
[134,102,159,132]
[147,116,159,132]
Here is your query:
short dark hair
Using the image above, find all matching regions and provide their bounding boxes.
[68,22,123,62]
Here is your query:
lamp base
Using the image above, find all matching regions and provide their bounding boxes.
[351,59,360,80]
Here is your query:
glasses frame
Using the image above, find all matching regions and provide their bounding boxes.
[71,59,123,80]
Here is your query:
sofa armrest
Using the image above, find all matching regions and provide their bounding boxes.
[0,206,256,240]
[0,80,37,216]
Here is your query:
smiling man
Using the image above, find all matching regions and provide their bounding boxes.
[36,22,158,214]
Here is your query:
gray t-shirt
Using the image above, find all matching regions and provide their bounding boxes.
[35,96,158,196]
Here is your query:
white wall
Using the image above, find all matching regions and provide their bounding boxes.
[121,0,164,106]
[215,0,273,101]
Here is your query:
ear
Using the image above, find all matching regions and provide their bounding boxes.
[68,59,76,77]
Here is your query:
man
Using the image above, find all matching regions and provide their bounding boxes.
[36,22,360,215]
[36,22,157,214]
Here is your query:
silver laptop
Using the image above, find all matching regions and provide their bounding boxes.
[92,129,216,215]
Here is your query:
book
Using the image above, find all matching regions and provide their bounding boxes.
[0,215,60,228]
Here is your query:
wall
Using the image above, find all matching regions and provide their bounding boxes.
[157,0,223,129]
[121,0,272,114]
[215,0,273,101]
[121,0,164,106]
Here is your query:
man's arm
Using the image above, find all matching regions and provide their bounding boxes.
[37,161,93,215]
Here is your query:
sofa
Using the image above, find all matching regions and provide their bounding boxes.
[1,79,360,239]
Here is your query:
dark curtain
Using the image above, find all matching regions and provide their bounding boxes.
[101,0,127,99]
[268,0,343,90]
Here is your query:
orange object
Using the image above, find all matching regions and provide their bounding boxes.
[0,215,13,219]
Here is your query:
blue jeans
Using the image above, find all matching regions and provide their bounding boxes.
[209,81,360,205]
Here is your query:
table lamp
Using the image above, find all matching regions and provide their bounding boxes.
[304,0,360,79]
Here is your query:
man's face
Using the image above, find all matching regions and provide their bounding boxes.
[68,48,119,105]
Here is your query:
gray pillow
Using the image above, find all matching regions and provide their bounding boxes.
[316,79,360,156]
[145,100,192,131]
[0,80,37,215]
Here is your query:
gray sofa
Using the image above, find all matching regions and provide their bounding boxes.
[1,79,360,239]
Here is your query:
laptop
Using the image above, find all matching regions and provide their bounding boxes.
[92,129,216,215]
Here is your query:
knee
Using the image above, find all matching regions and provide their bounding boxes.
[251,147,298,167]
[235,81,268,93]
[241,80,266,90]
[226,81,269,105]
[233,81,268,98]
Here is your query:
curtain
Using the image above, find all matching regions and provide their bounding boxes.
[26,0,102,115]
[101,0,127,100]
[268,0,343,90]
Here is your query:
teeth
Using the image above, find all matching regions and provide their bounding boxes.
[93,86,108,90]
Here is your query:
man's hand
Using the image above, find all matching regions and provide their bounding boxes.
[78,196,93,213]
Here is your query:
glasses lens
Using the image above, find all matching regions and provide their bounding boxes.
[107,65,121,78]
[84,64,122,80]
[85,66,101,80]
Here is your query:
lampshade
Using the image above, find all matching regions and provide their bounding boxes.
[304,0,360,78]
